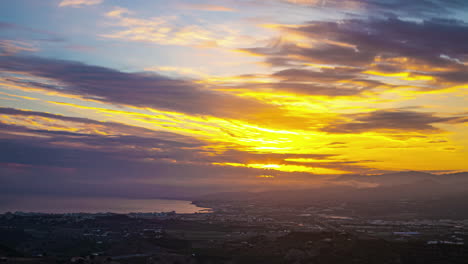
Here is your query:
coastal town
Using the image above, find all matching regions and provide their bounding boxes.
[1,199,468,263]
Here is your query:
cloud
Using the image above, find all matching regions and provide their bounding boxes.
[249,18,468,67]
[0,106,382,192]
[267,67,370,96]
[282,0,468,17]
[209,150,376,174]
[231,81,365,97]
[0,55,301,126]
[59,0,103,7]
[207,65,390,98]
[272,68,361,82]
[0,40,37,55]
[0,107,214,174]
[0,107,200,142]
[144,66,209,79]
[0,108,346,199]
[179,4,236,12]
[246,41,374,67]
[243,17,468,94]
[101,8,256,48]
[321,109,468,134]
[104,7,132,18]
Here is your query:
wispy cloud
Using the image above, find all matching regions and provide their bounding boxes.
[178,3,236,12]
[100,7,256,48]
[59,0,103,7]
[0,40,37,55]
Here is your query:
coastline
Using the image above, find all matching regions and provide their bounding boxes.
[0,197,211,215]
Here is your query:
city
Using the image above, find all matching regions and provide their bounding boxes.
[2,196,468,263]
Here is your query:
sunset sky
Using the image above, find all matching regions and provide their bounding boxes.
[1,0,468,198]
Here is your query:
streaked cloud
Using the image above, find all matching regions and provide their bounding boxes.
[321,109,468,134]
[0,55,301,126]
[0,40,37,55]
[59,0,103,7]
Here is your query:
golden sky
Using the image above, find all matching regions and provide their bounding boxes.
[0,0,468,196]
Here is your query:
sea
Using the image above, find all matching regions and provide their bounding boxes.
[0,197,211,214]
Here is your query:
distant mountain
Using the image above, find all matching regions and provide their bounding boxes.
[331,171,468,187]
[438,171,468,183]
[197,171,468,204]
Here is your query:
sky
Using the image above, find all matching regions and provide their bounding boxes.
[1,0,468,200]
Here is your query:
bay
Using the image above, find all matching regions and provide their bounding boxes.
[0,197,211,214]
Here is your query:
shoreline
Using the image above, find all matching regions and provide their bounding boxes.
[0,197,211,215]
